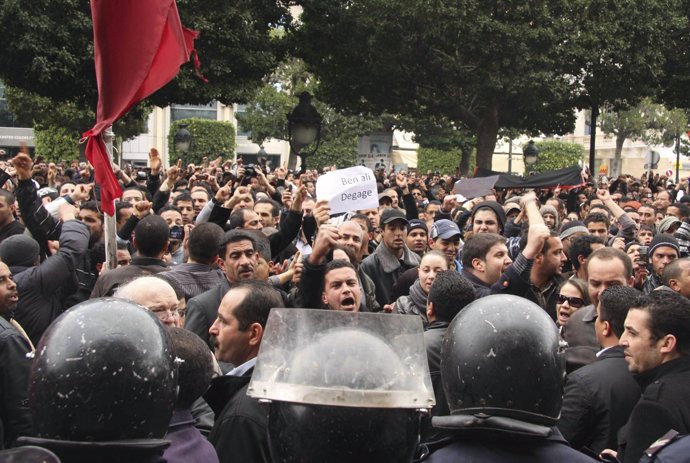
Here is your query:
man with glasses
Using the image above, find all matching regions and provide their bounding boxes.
[115,276,181,327]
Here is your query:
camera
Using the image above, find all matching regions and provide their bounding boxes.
[241,164,259,185]
[169,225,184,241]
[136,171,147,180]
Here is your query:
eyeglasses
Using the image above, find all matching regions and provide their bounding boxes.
[151,308,181,320]
[557,294,585,309]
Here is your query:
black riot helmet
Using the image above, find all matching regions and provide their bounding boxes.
[249,309,435,463]
[435,295,565,434]
[28,298,177,441]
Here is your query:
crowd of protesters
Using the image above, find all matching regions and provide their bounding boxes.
[0,147,690,462]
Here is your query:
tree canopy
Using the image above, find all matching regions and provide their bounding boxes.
[293,0,686,170]
[236,58,384,171]
[0,0,292,146]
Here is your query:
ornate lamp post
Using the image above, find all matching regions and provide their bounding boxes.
[173,123,192,166]
[287,92,322,173]
[523,140,539,175]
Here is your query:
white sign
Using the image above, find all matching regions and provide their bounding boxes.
[316,166,378,214]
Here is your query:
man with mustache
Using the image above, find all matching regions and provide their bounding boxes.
[184,230,259,350]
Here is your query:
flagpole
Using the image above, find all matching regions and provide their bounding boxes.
[102,126,118,271]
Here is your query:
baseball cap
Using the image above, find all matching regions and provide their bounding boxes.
[430,219,461,240]
[380,208,408,226]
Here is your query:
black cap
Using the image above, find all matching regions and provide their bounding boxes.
[380,208,408,225]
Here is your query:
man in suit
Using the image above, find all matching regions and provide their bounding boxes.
[558,286,642,454]
[564,247,634,371]
[184,230,258,349]
[203,280,284,463]
[616,291,690,463]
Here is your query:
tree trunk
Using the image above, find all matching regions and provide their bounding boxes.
[475,103,500,171]
[613,133,625,178]
[459,146,472,176]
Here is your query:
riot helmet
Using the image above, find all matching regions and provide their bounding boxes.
[28,298,177,441]
[249,308,434,463]
[435,294,565,434]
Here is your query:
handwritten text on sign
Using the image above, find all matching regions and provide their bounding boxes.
[316,166,378,214]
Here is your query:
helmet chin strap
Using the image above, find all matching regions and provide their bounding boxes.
[432,413,553,438]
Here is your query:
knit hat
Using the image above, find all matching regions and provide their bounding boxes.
[540,205,560,229]
[657,216,681,235]
[559,220,588,241]
[503,202,521,215]
[0,234,40,268]
[648,233,680,257]
[471,201,506,231]
[621,201,641,211]
[408,219,428,235]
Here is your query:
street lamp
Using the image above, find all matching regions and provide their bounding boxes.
[173,123,192,165]
[523,140,539,168]
[287,92,322,172]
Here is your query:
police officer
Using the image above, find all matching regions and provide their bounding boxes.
[248,308,435,463]
[16,298,178,463]
[422,294,597,462]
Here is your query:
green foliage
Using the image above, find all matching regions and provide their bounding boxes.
[294,0,579,169]
[531,141,584,174]
[6,86,150,142]
[236,57,383,171]
[168,118,235,165]
[308,107,382,171]
[566,0,682,111]
[0,0,292,108]
[34,125,80,162]
[293,0,685,170]
[417,147,472,175]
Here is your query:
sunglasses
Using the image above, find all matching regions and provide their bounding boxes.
[557,294,585,309]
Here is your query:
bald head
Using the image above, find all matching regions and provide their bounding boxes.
[115,276,179,326]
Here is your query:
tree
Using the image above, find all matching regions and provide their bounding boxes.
[396,115,476,175]
[0,0,292,142]
[600,100,690,176]
[564,0,684,173]
[293,0,580,170]
[417,147,476,176]
[531,141,585,174]
[659,0,690,110]
[167,118,235,165]
[237,58,383,171]
[599,104,648,177]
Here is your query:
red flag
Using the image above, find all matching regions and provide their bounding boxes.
[83,0,201,215]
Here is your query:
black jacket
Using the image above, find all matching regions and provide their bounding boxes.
[0,316,32,449]
[90,256,168,298]
[205,368,270,463]
[184,281,230,350]
[422,320,450,442]
[17,436,168,463]
[619,356,690,463]
[12,220,90,346]
[563,304,599,373]
[421,428,597,462]
[459,252,533,299]
[557,345,640,454]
